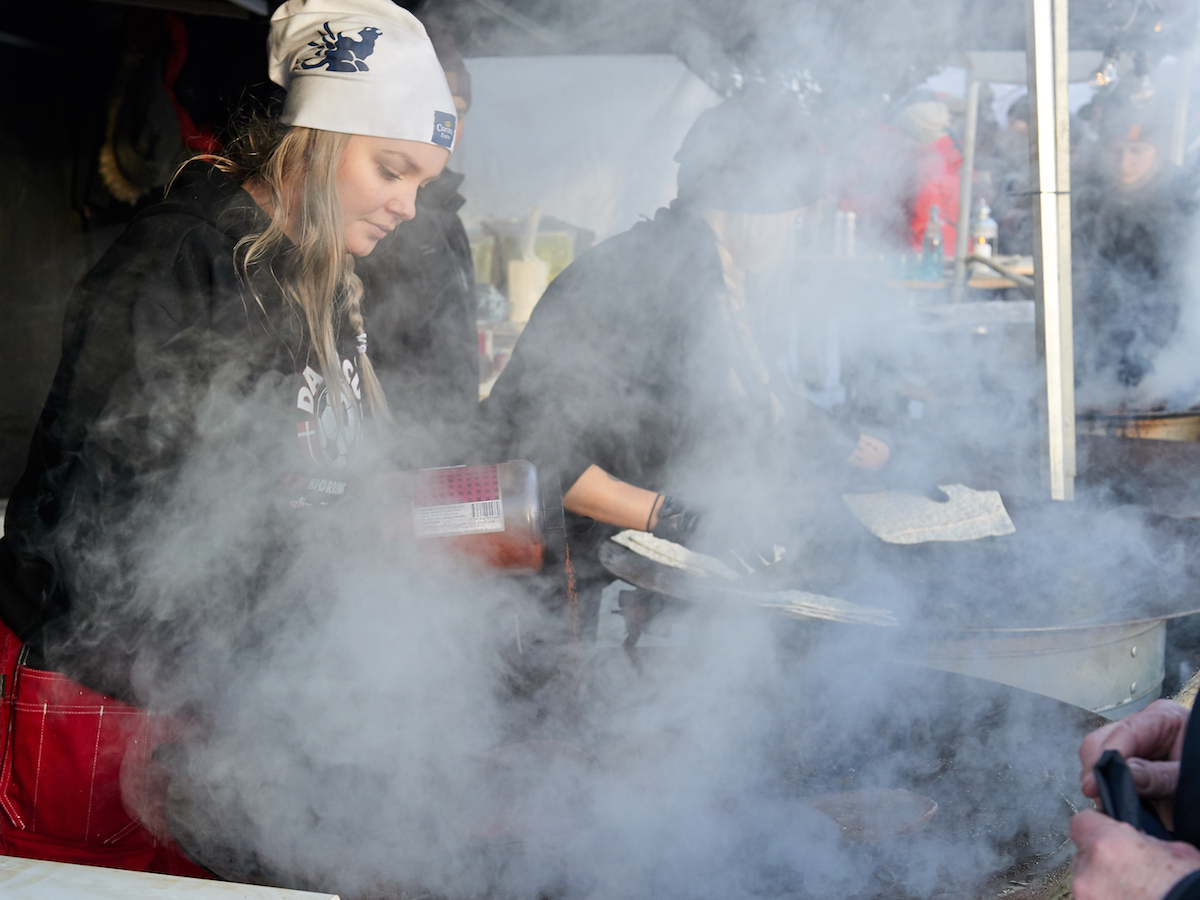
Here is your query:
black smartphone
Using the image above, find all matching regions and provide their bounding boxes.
[1094,748,1176,841]
[1094,749,1143,827]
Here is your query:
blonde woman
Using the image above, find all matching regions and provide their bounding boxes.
[0,0,455,874]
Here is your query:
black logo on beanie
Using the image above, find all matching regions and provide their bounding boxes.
[299,23,382,72]
[432,111,456,148]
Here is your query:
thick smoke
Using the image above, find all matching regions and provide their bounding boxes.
[29,2,1200,898]
[1112,209,1200,409]
[65,389,1101,900]
[1069,54,1200,412]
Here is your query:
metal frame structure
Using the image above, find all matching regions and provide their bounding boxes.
[1027,0,1076,501]
[951,79,981,303]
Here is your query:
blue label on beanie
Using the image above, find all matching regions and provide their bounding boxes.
[299,23,382,73]
[432,112,456,148]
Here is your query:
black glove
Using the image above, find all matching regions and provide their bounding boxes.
[651,495,784,575]
[650,495,702,545]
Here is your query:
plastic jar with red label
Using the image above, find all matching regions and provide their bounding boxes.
[405,461,565,575]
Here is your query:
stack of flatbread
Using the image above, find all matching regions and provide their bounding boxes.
[611,529,740,580]
[610,530,897,627]
[751,590,898,627]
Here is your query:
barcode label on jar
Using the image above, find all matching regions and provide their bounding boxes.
[413,498,505,538]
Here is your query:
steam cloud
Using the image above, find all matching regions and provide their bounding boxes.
[31,2,1200,898]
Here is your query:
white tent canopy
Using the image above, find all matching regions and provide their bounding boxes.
[452,55,721,241]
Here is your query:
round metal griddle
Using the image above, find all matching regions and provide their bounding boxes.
[600,498,1200,634]
[599,540,755,603]
[599,500,1200,716]
[575,656,1104,900]
[162,660,1105,900]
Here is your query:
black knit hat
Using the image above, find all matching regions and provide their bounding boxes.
[674,86,822,213]
[1099,99,1168,146]
[1007,94,1030,124]
[424,19,471,112]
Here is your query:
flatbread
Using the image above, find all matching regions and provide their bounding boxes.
[843,484,1015,545]
[609,532,898,626]
[753,590,898,627]
[610,529,741,580]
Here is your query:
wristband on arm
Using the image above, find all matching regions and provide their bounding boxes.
[646,494,664,532]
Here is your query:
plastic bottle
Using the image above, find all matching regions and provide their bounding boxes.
[394,461,566,574]
[971,198,999,261]
[920,204,944,281]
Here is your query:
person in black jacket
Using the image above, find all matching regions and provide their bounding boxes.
[1073,100,1197,396]
[0,0,456,873]
[356,21,478,461]
[1074,699,1200,900]
[482,87,889,640]
[357,169,477,443]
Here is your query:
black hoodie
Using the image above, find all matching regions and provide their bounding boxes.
[0,162,368,692]
[480,203,860,591]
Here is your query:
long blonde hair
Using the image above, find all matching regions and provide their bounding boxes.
[214,118,393,428]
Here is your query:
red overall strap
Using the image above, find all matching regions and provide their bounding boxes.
[0,618,211,877]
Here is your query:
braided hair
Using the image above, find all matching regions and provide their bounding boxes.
[201,114,394,428]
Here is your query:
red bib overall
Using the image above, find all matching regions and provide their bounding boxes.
[0,619,211,877]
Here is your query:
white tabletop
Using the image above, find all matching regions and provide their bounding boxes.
[0,855,339,899]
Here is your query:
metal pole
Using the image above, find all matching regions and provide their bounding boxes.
[1052,0,1075,499]
[1171,16,1200,166]
[1173,52,1193,166]
[952,79,982,302]
[1026,0,1075,501]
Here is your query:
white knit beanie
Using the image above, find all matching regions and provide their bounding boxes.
[268,0,457,151]
[896,100,950,146]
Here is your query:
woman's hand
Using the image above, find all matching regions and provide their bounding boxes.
[1072,809,1200,900]
[846,433,890,470]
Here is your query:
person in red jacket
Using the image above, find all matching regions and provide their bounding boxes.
[896,97,962,254]
[838,94,962,257]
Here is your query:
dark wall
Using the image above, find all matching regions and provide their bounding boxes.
[0,3,269,496]
[0,3,107,495]
[0,137,89,496]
